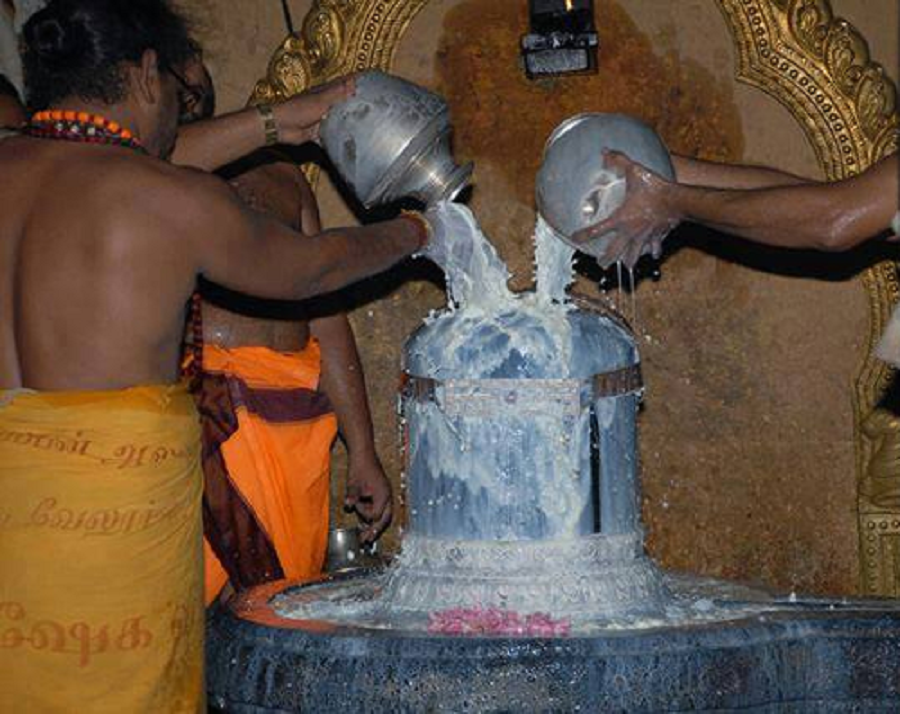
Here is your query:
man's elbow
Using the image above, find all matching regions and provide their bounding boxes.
[305,264,353,299]
[813,211,867,252]
[814,228,853,252]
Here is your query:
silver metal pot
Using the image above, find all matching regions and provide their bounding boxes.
[325,526,383,574]
[319,71,472,209]
[536,113,674,247]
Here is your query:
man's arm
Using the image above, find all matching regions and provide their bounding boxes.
[670,154,896,250]
[176,169,426,301]
[171,77,354,171]
[672,155,810,190]
[576,152,898,266]
[292,169,392,542]
[311,316,392,542]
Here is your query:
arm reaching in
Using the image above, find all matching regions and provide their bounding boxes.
[292,170,392,544]
[671,155,809,189]
[313,315,392,544]
[171,76,355,171]
[573,152,898,268]
[176,169,428,301]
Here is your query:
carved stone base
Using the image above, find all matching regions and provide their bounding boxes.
[208,573,900,712]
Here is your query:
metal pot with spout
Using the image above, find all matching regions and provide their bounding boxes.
[319,70,473,209]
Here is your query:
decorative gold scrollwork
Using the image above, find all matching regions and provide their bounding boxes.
[252,0,429,105]
[790,0,830,57]
[825,22,865,96]
[858,68,896,144]
[719,0,899,596]
[303,5,344,73]
[860,409,900,512]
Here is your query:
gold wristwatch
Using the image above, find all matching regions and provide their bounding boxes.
[256,104,279,147]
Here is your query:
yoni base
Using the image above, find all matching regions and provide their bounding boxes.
[206,574,900,713]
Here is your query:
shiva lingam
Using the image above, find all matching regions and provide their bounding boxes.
[389,294,663,622]
[206,94,900,713]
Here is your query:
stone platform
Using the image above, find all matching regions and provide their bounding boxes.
[206,573,900,713]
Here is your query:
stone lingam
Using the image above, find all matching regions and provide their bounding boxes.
[206,111,900,713]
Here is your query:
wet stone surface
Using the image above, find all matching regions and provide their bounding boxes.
[207,571,900,713]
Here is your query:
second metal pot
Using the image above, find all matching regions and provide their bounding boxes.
[536,113,674,246]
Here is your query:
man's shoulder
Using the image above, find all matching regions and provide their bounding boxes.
[229,158,313,231]
[57,153,243,251]
[101,153,237,215]
[116,152,222,191]
[230,159,306,195]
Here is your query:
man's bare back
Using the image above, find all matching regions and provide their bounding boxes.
[198,161,314,351]
[0,138,204,389]
[0,137,424,391]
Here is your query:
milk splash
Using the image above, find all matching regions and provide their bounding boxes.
[408,202,593,542]
[413,202,580,381]
[429,202,514,311]
[426,202,576,312]
[534,215,576,306]
[396,200,653,618]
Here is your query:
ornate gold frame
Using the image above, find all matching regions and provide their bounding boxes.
[253,0,899,595]
[719,0,899,596]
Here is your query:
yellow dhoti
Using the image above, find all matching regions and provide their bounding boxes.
[0,385,204,713]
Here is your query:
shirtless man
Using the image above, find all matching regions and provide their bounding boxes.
[0,1,430,710]
[178,56,392,603]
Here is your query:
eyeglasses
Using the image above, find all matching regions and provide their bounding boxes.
[165,64,204,124]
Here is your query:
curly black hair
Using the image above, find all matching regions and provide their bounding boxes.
[22,0,196,110]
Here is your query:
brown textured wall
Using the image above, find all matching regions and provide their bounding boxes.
[183,0,898,593]
[434,0,745,289]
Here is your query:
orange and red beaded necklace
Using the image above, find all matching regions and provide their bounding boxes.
[25,110,147,154]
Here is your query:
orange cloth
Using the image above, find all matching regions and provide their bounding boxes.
[195,343,337,605]
[0,384,204,713]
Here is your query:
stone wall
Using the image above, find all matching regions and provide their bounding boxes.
[183,0,898,596]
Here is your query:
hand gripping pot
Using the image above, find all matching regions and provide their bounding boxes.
[319,71,473,209]
[536,113,674,248]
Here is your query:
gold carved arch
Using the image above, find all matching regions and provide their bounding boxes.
[252,1,429,95]
[718,0,900,596]
[254,0,899,595]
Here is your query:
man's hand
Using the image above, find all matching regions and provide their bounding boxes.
[344,453,393,544]
[272,75,356,145]
[571,151,682,269]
